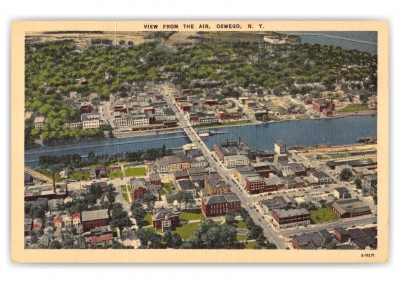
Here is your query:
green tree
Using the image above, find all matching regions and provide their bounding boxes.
[131,202,147,228]
[355,178,362,189]
[110,203,132,232]
[225,212,235,226]
[136,229,163,249]
[339,168,353,181]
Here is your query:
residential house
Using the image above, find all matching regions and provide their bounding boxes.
[72,212,81,226]
[53,215,63,229]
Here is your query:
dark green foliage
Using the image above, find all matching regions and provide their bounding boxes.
[110,203,132,232]
[131,202,147,228]
[183,220,237,249]
[136,229,164,249]
[339,168,353,181]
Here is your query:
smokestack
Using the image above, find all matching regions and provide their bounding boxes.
[52,173,56,194]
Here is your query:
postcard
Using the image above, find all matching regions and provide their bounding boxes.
[11,21,388,263]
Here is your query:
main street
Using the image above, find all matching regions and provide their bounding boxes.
[159,83,288,249]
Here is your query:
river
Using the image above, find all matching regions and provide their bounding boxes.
[25,115,377,168]
[285,31,377,55]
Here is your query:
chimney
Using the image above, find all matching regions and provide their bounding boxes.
[52,173,56,194]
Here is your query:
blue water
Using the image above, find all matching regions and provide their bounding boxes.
[25,116,377,168]
[285,31,377,55]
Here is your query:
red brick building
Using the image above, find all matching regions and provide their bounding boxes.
[149,173,162,186]
[334,227,350,243]
[80,102,92,114]
[331,199,371,218]
[180,103,191,112]
[245,176,267,194]
[204,99,218,106]
[90,226,113,245]
[202,193,241,217]
[152,209,181,230]
[130,178,147,202]
[81,209,109,232]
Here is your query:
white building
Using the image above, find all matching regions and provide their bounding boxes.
[33,116,45,129]
[81,113,100,129]
[224,155,250,168]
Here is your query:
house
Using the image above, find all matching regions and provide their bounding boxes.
[271,208,310,229]
[81,209,109,232]
[33,116,45,129]
[202,192,241,217]
[32,218,42,231]
[173,170,190,181]
[348,227,377,249]
[24,218,33,236]
[90,226,113,246]
[311,171,333,185]
[331,198,371,218]
[292,230,333,249]
[362,174,377,197]
[334,187,351,199]
[152,208,181,230]
[130,178,147,201]
[90,166,107,179]
[90,181,108,192]
[176,179,197,198]
[203,178,230,196]
[149,173,162,186]
[53,215,63,229]
[72,212,81,226]
[80,102,92,114]
[274,140,287,154]
[64,215,72,228]
[334,227,350,243]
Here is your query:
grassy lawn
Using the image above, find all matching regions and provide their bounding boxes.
[235,220,248,229]
[338,104,370,112]
[236,234,248,241]
[310,207,339,224]
[107,170,124,179]
[163,183,174,194]
[144,213,153,227]
[125,167,147,177]
[173,222,201,240]
[69,170,91,181]
[245,241,267,249]
[180,210,205,221]
[121,185,130,203]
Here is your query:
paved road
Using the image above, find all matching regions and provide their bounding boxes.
[157,82,378,249]
[160,83,288,249]
[280,215,377,238]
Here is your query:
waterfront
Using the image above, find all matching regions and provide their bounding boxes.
[284,31,377,55]
[25,115,377,167]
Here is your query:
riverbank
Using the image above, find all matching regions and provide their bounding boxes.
[113,127,184,138]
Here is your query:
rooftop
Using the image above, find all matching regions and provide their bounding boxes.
[81,209,109,222]
[273,208,310,218]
